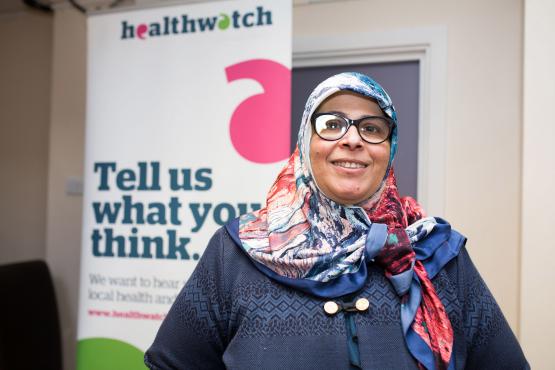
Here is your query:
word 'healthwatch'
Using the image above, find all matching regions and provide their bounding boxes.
[121,6,273,40]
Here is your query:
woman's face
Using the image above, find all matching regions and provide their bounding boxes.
[309,91,391,205]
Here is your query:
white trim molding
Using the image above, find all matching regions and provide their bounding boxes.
[293,27,448,216]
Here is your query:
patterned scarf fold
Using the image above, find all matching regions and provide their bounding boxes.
[235,72,456,370]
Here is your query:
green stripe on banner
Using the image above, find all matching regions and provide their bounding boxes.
[77,338,147,370]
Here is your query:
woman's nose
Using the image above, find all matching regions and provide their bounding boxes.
[339,125,363,148]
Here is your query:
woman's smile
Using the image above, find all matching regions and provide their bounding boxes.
[331,160,368,169]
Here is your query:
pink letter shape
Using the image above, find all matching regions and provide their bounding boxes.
[225,59,291,163]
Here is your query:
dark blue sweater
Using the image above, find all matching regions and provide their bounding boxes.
[145,227,529,369]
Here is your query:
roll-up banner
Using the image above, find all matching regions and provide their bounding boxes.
[77,1,291,368]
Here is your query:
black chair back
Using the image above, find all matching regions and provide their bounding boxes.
[0,260,63,370]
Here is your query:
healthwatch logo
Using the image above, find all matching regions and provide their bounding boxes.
[121,6,272,40]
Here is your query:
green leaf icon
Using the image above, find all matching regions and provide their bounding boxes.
[218,13,230,30]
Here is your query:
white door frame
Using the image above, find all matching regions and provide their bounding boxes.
[293,27,448,216]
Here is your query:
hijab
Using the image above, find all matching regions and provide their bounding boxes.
[230,72,462,370]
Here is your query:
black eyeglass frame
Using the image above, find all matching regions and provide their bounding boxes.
[310,112,396,144]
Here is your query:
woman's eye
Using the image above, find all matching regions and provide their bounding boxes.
[361,124,379,133]
[325,120,342,130]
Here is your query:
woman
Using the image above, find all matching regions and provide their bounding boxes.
[145,72,528,369]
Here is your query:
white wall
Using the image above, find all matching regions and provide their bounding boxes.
[0,9,52,264]
[45,6,87,370]
[520,0,555,368]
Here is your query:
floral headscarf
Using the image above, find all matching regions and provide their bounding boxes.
[231,72,460,370]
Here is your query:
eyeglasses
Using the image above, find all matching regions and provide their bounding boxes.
[311,112,395,144]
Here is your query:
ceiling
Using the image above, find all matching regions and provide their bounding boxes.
[0,0,336,15]
[0,0,30,13]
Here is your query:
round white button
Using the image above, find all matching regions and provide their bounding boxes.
[323,301,339,315]
[355,298,370,312]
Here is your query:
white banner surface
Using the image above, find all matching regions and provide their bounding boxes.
[77,1,291,368]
